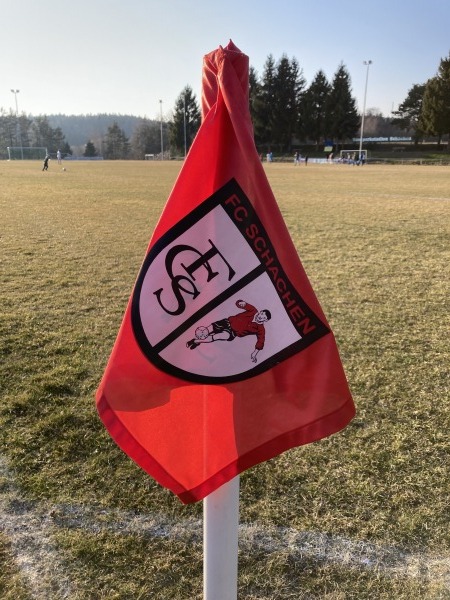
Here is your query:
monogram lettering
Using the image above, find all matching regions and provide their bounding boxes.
[154,239,236,315]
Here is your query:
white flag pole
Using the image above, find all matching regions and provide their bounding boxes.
[203,475,240,600]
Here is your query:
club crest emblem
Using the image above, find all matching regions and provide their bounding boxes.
[131,179,329,383]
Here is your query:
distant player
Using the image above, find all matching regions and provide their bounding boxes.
[42,155,50,171]
[186,299,272,363]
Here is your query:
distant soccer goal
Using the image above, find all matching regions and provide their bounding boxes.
[339,149,368,163]
[7,147,48,160]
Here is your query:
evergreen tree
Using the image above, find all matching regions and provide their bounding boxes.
[301,69,331,147]
[251,54,305,152]
[130,120,163,159]
[271,55,305,152]
[327,63,359,148]
[31,115,67,153]
[103,121,129,159]
[391,83,426,144]
[61,141,72,156]
[420,53,450,145]
[249,66,261,135]
[0,109,33,152]
[17,114,33,149]
[252,54,277,150]
[169,85,201,156]
[84,140,98,157]
[0,109,18,157]
[420,78,445,144]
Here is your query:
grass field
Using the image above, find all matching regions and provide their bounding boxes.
[1,160,449,599]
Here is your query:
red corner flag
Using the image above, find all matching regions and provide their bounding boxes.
[96,41,355,504]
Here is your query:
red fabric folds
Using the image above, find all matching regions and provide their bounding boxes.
[96,41,355,504]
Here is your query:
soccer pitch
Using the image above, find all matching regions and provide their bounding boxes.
[1,160,449,599]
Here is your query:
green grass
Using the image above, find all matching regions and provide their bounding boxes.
[1,160,449,598]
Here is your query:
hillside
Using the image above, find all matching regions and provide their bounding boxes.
[45,114,157,148]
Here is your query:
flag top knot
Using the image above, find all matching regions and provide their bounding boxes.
[202,40,249,120]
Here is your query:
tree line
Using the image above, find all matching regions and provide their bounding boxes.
[2,51,449,160]
[249,55,361,152]
[102,57,363,158]
[392,52,450,145]
[0,112,72,159]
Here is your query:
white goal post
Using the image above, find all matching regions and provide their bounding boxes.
[7,147,48,160]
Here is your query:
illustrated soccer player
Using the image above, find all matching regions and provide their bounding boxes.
[186,299,272,363]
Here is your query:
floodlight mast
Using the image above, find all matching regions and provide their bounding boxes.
[358,60,372,164]
[11,89,24,160]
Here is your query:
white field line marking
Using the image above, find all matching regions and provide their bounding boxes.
[48,504,450,586]
[0,456,73,599]
[1,455,449,596]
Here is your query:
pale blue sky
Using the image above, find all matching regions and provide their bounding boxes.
[2,0,449,119]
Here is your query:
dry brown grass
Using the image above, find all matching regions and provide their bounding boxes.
[1,160,449,598]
